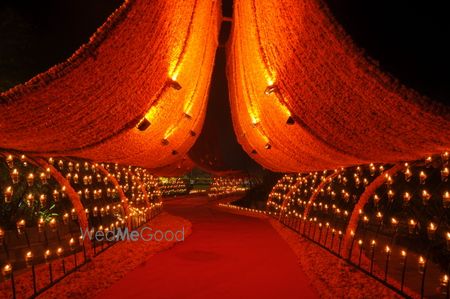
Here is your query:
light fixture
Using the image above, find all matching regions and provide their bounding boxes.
[265,84,278,95]
[161,139,169,146]
[251,149,257,154]
[190,130,196,137]
[286,116,295,125]
[172,150,178,155]
[168,78,182,90]
[137,118,151,131]
[265,143,272,149]
[183,112,192,119]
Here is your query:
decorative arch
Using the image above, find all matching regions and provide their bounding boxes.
[342,163,404,253]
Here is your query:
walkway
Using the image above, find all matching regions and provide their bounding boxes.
[97,196,318,298]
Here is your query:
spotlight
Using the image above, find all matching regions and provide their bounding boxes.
[265,84,278,95]
[286,116,295,125]
[190,130,197,137]
[265,143,272,149]
[251,149,257,154]
[161,139,169,146]
[136,118,151,131]
[184,112,192,119]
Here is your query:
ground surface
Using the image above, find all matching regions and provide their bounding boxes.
[97,196,318,299]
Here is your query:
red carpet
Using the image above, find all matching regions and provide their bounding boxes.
[97,197,318,299]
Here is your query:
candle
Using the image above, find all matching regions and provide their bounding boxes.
[408,219,416,234]
[39,172,47,184]
[16,219,25,235]
[26,193,35,207]
[69,238,75,250]
[38,218,45,232]
[388,190,395,201]
[71,208,78,220]
[57,247,63,257]
[441,274,449,295]
[53,189,59,202]
[27,173,34,186]
[419,171,427,184]
[39,194,47,206]
[443,191,450,208]
[63,213,69,224]
[4,186,13,203]
[49,218,57,232]
[391,218,399,229]
[442,167,449,182]
[446,232,450,251]
[25,251,33,267]
[373,194,380,206]
[404,168,412,182]
[6,155,14,168]
[422,190,431,205]
[11,168,19,184]
[2,264,12,278]
[0,228,4,243]
[427,222,437,240]
[73,173,79,184]
[403,192,411,206]
[418,256,426,274]
[44,249,51,263]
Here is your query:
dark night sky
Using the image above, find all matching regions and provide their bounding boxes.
[0,0,449,173]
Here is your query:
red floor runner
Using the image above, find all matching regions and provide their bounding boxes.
[97,197,318,299]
